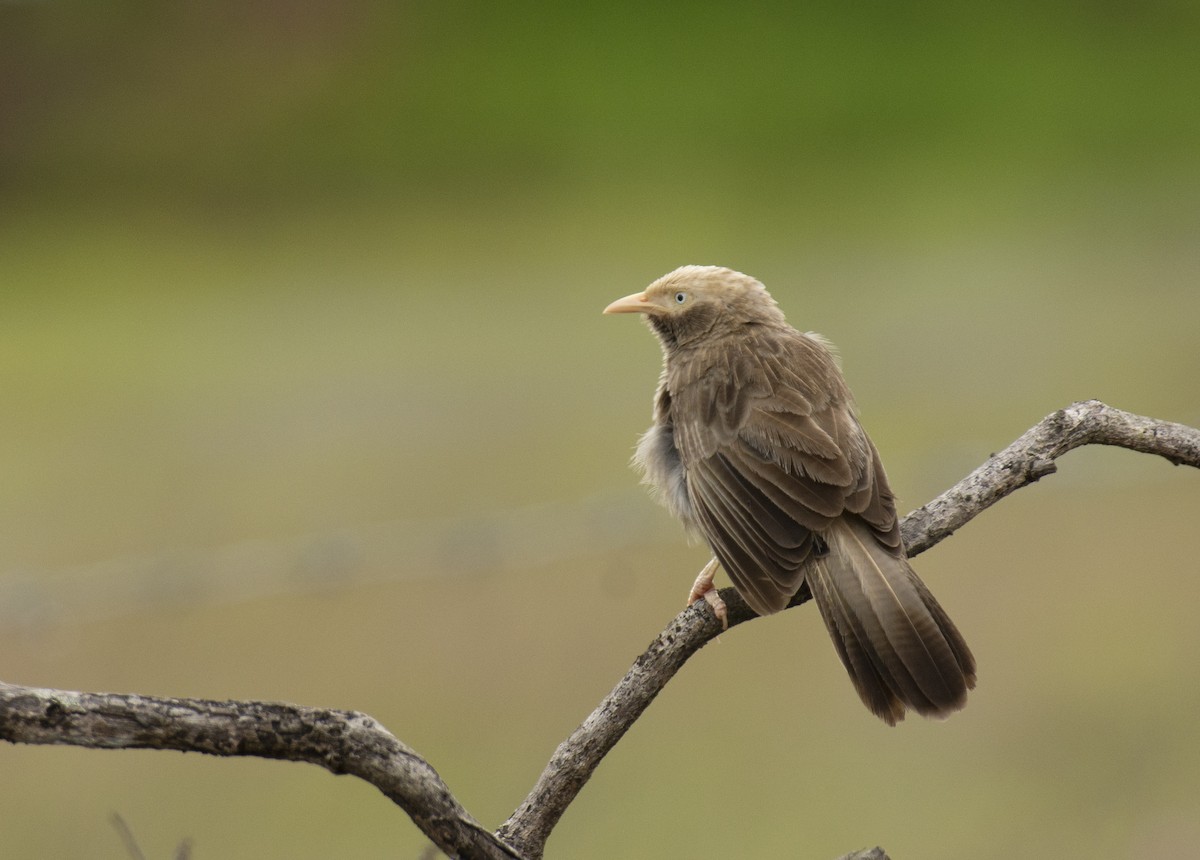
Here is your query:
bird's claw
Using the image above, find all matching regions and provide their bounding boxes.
[700,589,728,630]
[687,557,728,630]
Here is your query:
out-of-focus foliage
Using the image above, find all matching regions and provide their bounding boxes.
[1,3,1198,858]
[5,3,1198,219]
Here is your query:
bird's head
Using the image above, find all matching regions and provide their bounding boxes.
[603,265,786,349]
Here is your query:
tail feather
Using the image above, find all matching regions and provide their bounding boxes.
[806,563,908,725]
[807,518,976,725]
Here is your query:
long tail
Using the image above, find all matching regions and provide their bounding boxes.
[806,518,976,725]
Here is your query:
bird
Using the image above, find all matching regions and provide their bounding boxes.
[604,265,975,725]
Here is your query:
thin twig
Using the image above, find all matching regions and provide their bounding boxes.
[110,813,148,860]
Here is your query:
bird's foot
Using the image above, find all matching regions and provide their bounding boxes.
[687,557,728,630]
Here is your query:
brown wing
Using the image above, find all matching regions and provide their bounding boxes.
[671,327,901,616]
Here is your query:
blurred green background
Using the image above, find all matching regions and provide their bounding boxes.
[2,2,1199,858]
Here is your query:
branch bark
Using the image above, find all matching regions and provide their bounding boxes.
[899,398,1200,555]
[0,686,520,859]
[2,400,1197,859]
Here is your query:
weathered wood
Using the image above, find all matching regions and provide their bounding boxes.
[0,684,520,859]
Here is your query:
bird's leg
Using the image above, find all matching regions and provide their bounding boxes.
[687,556,728,630]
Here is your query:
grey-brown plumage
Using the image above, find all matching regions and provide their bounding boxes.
[605,265,975,725]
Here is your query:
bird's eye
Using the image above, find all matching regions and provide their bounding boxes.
[674,292,687,304]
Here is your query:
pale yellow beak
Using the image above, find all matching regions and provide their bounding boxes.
[603,291,656,315]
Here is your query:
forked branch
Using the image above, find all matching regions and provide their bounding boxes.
[1,401,1197,859]
[498,399,1200,855]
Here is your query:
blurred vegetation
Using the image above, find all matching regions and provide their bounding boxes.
[1,2,1198,858]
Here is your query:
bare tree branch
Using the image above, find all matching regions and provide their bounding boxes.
[0,685,521,859]
[1,400,1197,859]
[899,399,1200,556]
[497,400,1200,857]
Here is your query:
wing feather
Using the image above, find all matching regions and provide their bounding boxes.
[666,327,901,615]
